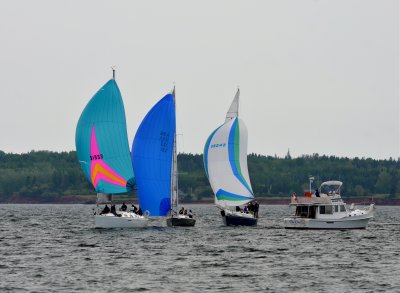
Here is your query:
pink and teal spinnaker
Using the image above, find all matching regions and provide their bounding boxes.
[75,79,134,194]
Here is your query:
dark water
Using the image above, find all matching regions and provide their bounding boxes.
[0,204,399,292]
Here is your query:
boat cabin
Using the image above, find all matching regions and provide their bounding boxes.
[293,202,348,219]
[291,181,348,219]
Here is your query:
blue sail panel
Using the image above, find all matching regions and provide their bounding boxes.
[228,118,253,195]
[75,79,134,194]
[131,94,175,216]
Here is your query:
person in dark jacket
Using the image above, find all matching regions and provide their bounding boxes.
[130,204,138,214]
[110,205,121,217]
[254,201,259,218]
[121,202,127,211]
[100,205,110,215]
[315,189,320,197]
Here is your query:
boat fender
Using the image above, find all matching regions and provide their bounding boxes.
[144,210,150,217]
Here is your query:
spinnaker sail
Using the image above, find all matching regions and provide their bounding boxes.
[203,89,254,207]
[131,93,176,216]
[75,79,134,194]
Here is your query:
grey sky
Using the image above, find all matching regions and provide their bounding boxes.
[0,0,398,159]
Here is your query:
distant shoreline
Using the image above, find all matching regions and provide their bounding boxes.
[1,195,399,205]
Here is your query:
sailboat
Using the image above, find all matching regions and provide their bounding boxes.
[203,89,258,226]
[75,70,148,228]
[132,87,195,227]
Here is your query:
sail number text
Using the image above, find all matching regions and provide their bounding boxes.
[160,131,170,153]
[90,154,103,160]
[210,143,226,149]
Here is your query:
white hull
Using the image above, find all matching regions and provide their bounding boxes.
[284,213,373,229]
[94,212,148,228]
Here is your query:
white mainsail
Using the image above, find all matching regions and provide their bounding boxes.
[204,90,254,207]
[170,87,178,213]
[225,89,239,122]
[171,133,178,213]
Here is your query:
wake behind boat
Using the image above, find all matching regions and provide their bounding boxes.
[203,89,258,226]
[284,181,375,229]
[75,70,148,228]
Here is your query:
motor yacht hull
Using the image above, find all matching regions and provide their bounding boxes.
[166,217,196,227]
[284,214,373,229]
[95,213,148,228]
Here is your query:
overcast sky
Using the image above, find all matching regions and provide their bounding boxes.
[0,0,398,159]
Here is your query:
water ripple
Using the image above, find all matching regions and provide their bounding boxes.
[0,204,399,292]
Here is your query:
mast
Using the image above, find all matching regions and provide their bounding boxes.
[111,66,116,80]
[171,86,179,215]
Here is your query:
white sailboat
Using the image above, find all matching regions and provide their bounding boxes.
[131,87,195,227]
[203,89,258,226]
[167,88,196,227]
[75,69,148,228]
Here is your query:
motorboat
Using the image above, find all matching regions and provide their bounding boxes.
[284,181,375,229]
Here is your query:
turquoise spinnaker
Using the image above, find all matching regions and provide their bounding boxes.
[75,79,134,194]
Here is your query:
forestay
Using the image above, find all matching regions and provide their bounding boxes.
[75,79,134,194]
[131,94,176,216]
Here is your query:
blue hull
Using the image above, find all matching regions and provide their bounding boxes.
[222,215,257,226]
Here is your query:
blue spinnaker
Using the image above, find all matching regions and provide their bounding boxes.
[131,94,176,216]
[75,79,134,194]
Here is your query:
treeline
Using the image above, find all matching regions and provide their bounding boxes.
[0,150,399,202]
[178,153,400,200]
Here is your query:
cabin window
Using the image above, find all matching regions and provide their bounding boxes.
[319,205,333,214]
[334,205,339,213]
[296,206,310,217]
[340,205,346,212]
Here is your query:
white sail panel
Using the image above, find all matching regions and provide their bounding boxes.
[171,136,178,212]
[225,89,239,122]
[204,117,254,207]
